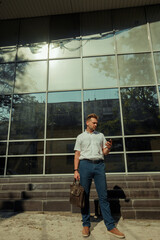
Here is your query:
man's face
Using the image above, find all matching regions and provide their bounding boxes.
[86,117,98,132]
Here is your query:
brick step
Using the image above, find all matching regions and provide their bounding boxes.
[120,198,160,208]
[121,208,160,219]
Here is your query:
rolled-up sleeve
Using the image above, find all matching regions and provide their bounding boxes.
[74,135,81,151]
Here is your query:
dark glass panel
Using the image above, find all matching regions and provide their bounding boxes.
[8,141,44,155]
[107,138,123,152]
[0,63,15,94]
[0,20,19,47]
[125,137,160,151]
[45,155,74,174]
[121,86,160,135]
[0,95,11,140]
[104,154,125,173]
[127,153,160,172]
[47,91,82,138]
[10,93,46,139]
[84,89,122,136]
[6,156,43,175]
[46,140,75,154]
[0,158,5,175]
[0,142,6,155]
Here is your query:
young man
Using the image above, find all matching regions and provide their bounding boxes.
[74,113,125,239]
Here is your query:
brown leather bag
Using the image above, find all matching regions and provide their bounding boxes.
[70,179,85,208]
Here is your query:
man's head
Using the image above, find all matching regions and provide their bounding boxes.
[86,113,99,132]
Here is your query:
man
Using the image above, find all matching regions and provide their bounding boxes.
[74,113,125,239]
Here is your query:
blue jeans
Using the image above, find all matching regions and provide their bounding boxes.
[79,160,115,231]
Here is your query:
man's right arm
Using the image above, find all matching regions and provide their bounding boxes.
[74,150,80,180]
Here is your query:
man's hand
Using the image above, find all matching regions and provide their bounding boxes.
[74,170,80,181]
[106,139,112,150]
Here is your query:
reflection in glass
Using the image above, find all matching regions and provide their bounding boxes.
[47,91,82,138]
[113,7,150,53]
[10,93,46,139]
[45,156,74,174]
[49,39,81,58]
[127,153,160,172]
[17,43,48,61]
[147,5,160,51]
[0,95,11,140]
[8,141,44,155]
[0,143,6,155]
[108,138,123,152]
[46,140,75,154]
[118,53,155,86]
[0,63,15,94]
[84,89,122,136]
[0,20,19,47]
[154,52,160,84]
[104,154,125,173]
[15,61,47,93]
[125,137,160,151]
[0,46,16,63]
[83,56,117,89]
[6,156,43,175]
[121,86,160,135]
[0,158,5,175]
[49,59,82,91]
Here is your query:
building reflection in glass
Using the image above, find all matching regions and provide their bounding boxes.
[0,95,11,140]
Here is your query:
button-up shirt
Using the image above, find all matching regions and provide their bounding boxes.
[74,130,107,160]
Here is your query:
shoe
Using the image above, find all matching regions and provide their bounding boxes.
[82,226,90,237]
[108,227,125,239]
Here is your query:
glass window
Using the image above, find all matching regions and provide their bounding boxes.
[47,91,82,138]
[104,154,125,173]
[49,59,82,91]
[14,61,47,93]
[113,7,150,54]
[154,52,160,84]
[0,95,11,140]
[0,46,17,63]
[0,158,5,175]
[125,136,160,151]
[45,155,74,174]
[147,5,160,51]
[84,89,122,136]
[6,156,43,175]
[118,53,155,86]
[8,141,44,155]
[121,86,160,135]
[0,63,15,94]
[0,20,19,46]
[46,140,75,154]
[81,11,114,56]
[108,138,123,152]
[0,142,6,155]
[10,93,46,140]
[83,56,117,89]
[127,153,160,172]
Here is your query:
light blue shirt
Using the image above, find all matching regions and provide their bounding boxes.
[74,130,107,160]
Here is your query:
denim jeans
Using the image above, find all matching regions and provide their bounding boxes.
[79,159,115,231]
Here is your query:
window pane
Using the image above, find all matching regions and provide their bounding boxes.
[49,59,82,91]
[84,89,122,136]
[0,95,11,140]
[127,153,160,172]
[125,137,160,151]
[14,61,47,93]
[45,156,73,174]
[118,53,155,86]
[0,63,15,94]
[47,91,82,138]
[0,46,16,63]
[0,20,19,46]
[0,143,6,155]
[154,52,160,84]
[108,138,123,152]
[113,7,150,54]
[0,158,5,175]
[104,154,125,173]
[147,5,160,51]
[46,140,75,154]
[83,56,117,89]
[10,93,46,139]
[81,11,114,56]
[121,86,160,135]
[7,156,43,175]
[8,141,44,155]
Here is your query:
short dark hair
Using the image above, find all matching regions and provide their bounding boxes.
[86,113,99,121]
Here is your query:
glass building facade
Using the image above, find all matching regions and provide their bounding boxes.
[0,5,160,176]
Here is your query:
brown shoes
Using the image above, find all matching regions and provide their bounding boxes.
[82,226,90,237]
[108,227,125,239]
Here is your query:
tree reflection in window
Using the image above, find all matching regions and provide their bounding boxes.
[0,95,11,140]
